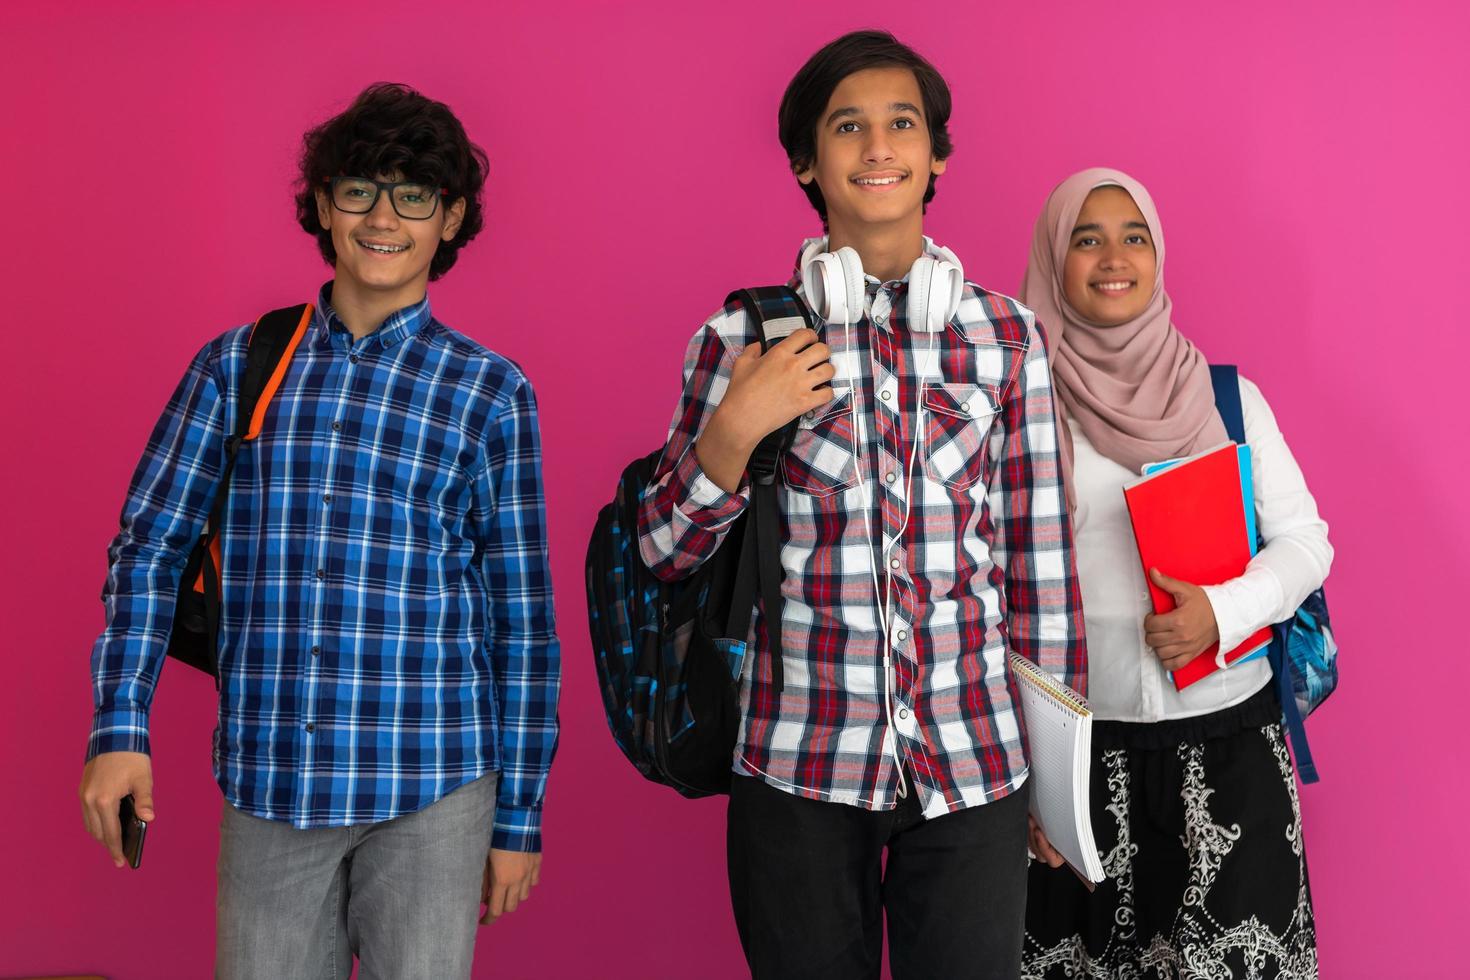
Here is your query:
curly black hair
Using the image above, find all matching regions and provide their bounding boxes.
[778,31,954,227]
[295,83,489,281]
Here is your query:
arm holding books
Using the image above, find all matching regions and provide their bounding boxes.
[1199,377,1333,654]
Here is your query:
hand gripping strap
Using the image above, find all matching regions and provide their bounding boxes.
[721,286,816,692]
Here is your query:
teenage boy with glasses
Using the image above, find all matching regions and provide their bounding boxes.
[78,83,560,979]
[638,32,1086,978]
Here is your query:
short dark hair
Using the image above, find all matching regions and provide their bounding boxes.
[778,31,954,226]
[294,83,489,281]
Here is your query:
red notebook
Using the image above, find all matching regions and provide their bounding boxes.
[1122,443,1273,690]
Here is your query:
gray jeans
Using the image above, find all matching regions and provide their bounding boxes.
[216,773,497,980]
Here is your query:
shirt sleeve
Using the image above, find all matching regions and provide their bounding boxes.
[987,320,1088,695]
[89,340,228,759]
[473,374,561,852]
[637,309,752,582]
[1202,375,1334,653]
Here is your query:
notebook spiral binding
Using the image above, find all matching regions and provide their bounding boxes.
[1011,654,1091,718]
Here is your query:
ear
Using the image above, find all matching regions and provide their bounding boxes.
[315,187,333,230]
[441,196,467,242]
[794,159,815,187]
[930,156,947,177]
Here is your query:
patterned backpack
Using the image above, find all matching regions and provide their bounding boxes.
[586,287,812,796]
[1210,365,1339,783]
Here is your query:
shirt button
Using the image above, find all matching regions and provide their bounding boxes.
[898,708,910,720]
[315,568,326,580]
[331,420,342,432]
[322,493,332,505]
[880,390,892,401]
[806,410,816,420]
[885,472,897,484]
[311,645,321,657]
[960,401,970,413]
[304,723,315,733]
[890,558,900,570]
[349,354,360,364]
[897,629,908,641]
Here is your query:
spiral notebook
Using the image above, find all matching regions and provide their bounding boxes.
[1011,653,1105,885]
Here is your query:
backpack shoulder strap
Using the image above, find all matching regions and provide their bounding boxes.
[1209,364,1246,445]
[1210,362,1322,781]
[236,303,314,443]
[727,286,812,478]
[729,285,815,354]
[197,302,313,686]
[721,286,814,692]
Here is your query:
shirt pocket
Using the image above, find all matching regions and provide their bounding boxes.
[922,382,1001,490]
[781,388,858,497]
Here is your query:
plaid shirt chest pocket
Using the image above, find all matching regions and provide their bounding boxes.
[922,382,1001,490]
[781,388,858,497]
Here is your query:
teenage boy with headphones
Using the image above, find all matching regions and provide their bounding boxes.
[77,84,560,979]
[638,32,1086,978]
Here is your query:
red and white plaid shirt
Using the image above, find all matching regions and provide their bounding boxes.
[639,239,1086,818]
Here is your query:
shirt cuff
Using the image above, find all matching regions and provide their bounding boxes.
[1202,562,1285,657]
[491,802,544,852]
[87,707,151,760]
[667,447,749,530]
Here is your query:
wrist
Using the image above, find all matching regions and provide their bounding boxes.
[696,407,762,494]
[705,402,763,457]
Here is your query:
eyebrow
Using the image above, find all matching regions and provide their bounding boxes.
[825,102,924,125]
[1071,220,1152,236]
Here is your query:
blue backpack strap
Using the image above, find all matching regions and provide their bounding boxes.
[1273,636,1320,783]
[1209,364,1246,444]
[1210,362,1320,783]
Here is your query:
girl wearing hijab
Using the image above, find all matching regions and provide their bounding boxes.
[1018,168,1332,980]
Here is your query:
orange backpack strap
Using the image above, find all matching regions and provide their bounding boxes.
[240,303,314,442]
[189,304,313,679]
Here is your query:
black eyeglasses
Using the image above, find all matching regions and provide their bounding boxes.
[326,177,449,220]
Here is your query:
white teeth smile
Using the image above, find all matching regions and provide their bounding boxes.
[362,242,407,253]
[854,176,903,185]
[1094,281,1133,293]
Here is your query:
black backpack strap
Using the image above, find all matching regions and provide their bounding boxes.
[722,286,815,692]
[200,304,313,682]
[1209,364,1246,445]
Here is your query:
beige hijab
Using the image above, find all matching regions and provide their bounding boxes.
[1020,168,1226,503]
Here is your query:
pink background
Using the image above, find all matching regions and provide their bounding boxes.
[3,1,1466,977]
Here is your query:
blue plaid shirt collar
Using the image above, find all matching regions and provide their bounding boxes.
[310,281,433,352]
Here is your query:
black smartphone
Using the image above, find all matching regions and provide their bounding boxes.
[118,794,147,869]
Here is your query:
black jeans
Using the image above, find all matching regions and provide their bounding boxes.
[727,774,1030,980]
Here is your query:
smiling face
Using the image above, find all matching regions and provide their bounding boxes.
[314,172,465,309]
[1062,186,1158,326]
[796,66,946,242]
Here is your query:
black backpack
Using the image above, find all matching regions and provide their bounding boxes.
[586,286,813,797]
[163,304,313,682]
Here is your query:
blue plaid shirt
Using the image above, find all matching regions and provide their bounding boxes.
[88,285,561,851]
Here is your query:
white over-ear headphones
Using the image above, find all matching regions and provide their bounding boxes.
[799,237,965,333]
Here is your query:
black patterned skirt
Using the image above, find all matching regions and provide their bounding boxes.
[1022,683,1318,980]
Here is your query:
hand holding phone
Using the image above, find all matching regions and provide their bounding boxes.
[119,794,148,870]
[78,750,154,869]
